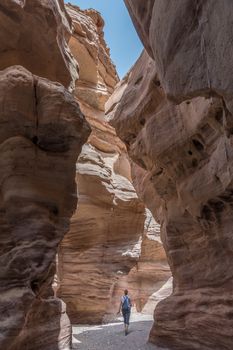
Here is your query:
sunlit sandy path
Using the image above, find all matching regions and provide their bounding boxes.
[72,314,169,350]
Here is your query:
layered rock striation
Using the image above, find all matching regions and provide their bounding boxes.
[66,3,118,109]
[110,209,171,317]
[0,0,78,89]
[57,5,170,324]
[0,1,90,349]
[58,4,143,324]
[110,1,233,349]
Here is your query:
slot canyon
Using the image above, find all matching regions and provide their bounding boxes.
[0,1,232,350]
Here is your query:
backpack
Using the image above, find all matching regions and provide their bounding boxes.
[122,295,131,311]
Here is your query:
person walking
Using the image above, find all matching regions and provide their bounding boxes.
[118,289,132,335]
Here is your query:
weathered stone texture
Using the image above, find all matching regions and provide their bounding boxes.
[0,0,78,89]
[126,0,233,104]
[66,3,118,109]
[0,65,90,350]
[57,5,142,324]
[110,2,233,348]
[57,5,170,324]
[0,1,90,349]
[111,209,171,317]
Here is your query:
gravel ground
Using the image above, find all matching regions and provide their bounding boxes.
[72,314,169,350]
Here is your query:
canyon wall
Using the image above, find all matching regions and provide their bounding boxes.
[110,209,171,316]
[0,1,90,349]
[110,1,233,349]
[57,4,170,324]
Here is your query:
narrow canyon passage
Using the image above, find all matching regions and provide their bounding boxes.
[1,1,233,350]
[72,314,168,350]
[56,1,171,330]
[0,1,171,349]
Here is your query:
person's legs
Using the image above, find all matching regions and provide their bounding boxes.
[122,310,127,334]
[125,311,130,335]
[122,310,131,335]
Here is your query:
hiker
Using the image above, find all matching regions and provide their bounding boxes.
[118,289,132,335]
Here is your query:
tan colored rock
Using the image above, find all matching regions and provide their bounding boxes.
[142,277,173,315]
[57,5,170,325]
[66,3,119,109]
[0,0,78,89]
[112,5,233,346]
[0,65,90,350]
[57,6,144,324]
[58,144,145,323]
[110,209,171,317]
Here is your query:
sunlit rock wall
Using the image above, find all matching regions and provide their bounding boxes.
[57,4,170,324]
[109,209,171,318]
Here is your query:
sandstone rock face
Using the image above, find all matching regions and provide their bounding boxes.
[142,277,173,315]
[0,0,77,89]
[125,0,233,104]
[111,209,171,317]
[57,5,170,324]
[58,5,143,324]
[0,2,90,349]
[57,146,145,324]
[111,2,233,348]
[66,4,118,109]
[0,65,90,350]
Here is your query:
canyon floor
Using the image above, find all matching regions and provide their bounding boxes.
[72,313,169,350]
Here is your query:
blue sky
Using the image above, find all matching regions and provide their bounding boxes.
[66,0,143,78]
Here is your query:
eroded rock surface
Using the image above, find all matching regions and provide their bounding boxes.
[111,209,171,317]
[0,0,77,89]
[111,2,233,348]
[0,1,90,349]
[125,0,233,104]
[57,5,170,324]
[0,65,90,350]
[58,5,143,324]
[66,3,118,108]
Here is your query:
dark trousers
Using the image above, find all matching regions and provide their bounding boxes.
[122,309,131,325]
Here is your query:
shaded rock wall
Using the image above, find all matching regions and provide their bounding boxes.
[0,1,90,349]
[0,0,78,89]
[57,4,170,324]
[110,1,233,349]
